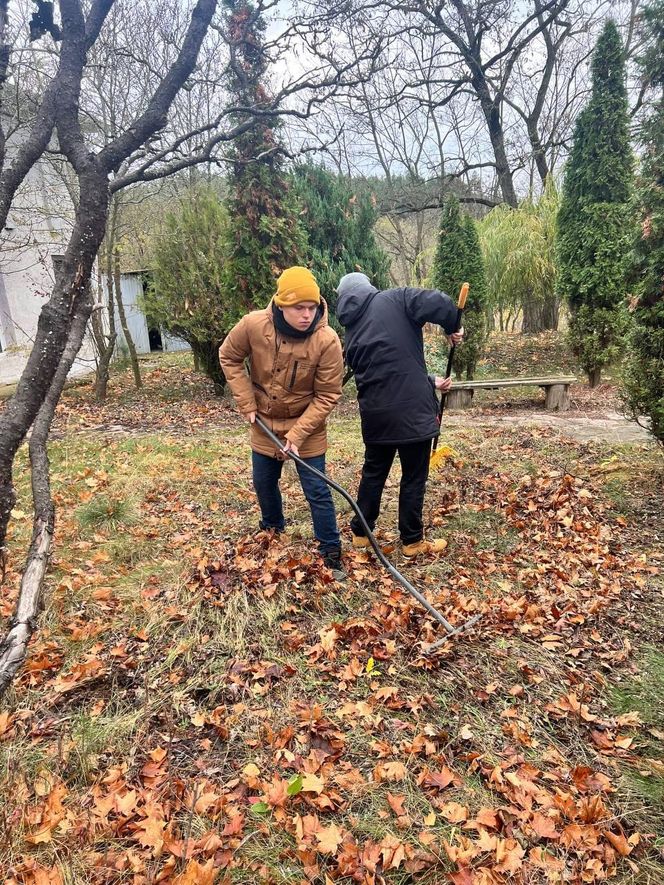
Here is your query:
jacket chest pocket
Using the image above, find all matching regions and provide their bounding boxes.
[287,359,316,392]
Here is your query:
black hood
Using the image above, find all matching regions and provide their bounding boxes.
[336,274,379,327]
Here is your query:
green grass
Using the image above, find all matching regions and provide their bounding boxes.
[610,647,664,868]
[611,648,664,733]
[76,493,139,531]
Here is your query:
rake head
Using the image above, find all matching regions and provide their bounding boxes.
[429,445,457,471]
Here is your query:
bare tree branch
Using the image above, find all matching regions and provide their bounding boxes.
[98,0,217,173]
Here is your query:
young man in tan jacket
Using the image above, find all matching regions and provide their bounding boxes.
[219,266,345,576]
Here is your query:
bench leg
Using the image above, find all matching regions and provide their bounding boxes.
[446,389,474,410]
[544,384,570,411]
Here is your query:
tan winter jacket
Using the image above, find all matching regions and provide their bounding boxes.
[219,299,343,458]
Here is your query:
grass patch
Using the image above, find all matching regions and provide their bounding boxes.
[610,647,664,746]
[76,493,139,532]
[440,506,517,553]
[609,647,664,869]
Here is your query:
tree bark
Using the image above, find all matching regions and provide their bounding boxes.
[0,0,10,167]
[0,0,114,230]
[483,96,518,208]
[94,245,116,401]
[522,293,560,332]
[527,118,550,185]
[112,247,142,388]
[0,166,110,557]
[193,340,226,395]
[0,296,91,697]
[588,367,602,388]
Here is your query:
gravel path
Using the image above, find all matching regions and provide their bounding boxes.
[445,410,654,444]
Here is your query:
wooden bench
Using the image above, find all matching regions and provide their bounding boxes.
[446,376,577,412]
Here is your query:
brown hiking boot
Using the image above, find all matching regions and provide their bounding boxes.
[351,533,372,550]
[402,538,448,558]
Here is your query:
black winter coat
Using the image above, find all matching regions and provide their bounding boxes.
[337,282,458,445]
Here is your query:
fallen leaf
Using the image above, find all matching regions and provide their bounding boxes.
[605,830,633,856]
[440,802,468,823]
[172,858,216,884]
[301,772,325,794]
[316,823,344,854]
[134,815,166,855]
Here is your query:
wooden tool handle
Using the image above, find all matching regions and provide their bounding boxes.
[433,282,470,455]
[458,282,469,310]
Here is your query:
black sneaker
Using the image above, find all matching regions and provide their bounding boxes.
[322,549,346,581]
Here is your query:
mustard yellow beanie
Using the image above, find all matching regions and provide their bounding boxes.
[274,266,321,307]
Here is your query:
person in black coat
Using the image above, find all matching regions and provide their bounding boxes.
[336,272,464,557]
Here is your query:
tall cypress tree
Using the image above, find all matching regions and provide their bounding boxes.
[221,0,306,317]
[292,163,390,321]
[556,20,633,387]
[622,1,664,441]
[431,197,488,379]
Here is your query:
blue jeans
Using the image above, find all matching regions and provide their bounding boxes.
[251,451,341,555]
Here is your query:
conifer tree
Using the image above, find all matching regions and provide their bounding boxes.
[556,20,633,386]
[293,163,390,321]
[221,0,306,315]
[431,196,488,379]
[145,185,229,392]
[622,1,664,441]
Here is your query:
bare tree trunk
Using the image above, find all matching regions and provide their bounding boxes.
[0,166,110,558]
[0,297,90,697]
[89,262,106,359]
[94,245,117,401]
[193,340,225,395]
[527,118,550,186]
[522,293,560,332]
[588,367,602,388]
[522,297,542,334]
[541,293,560,331]
[112,246,142,388]
[482,95,518,208]
[0,0,10,166]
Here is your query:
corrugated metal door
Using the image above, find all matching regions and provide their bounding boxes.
[115,274,150,354]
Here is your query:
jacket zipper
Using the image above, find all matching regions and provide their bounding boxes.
[289,361,298,389]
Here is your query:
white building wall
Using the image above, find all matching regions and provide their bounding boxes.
[99,272,190,356]
[0,154,72,347]
[0,129,189,384]
[0,140,98,383]
[101,273,151,355]
[162,331,190,353]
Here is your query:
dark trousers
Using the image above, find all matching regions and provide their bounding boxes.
[252,451,341,555]
[350,439,431,545]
